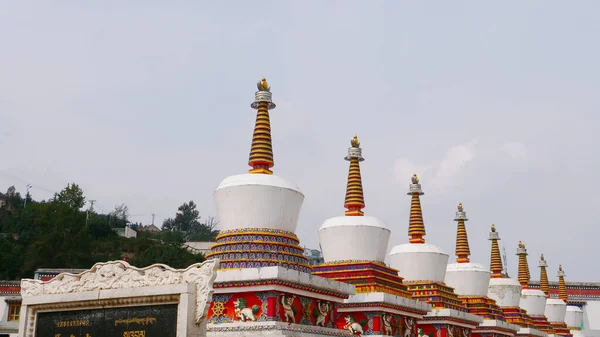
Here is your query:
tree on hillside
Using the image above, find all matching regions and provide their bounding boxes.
[110,203,130,227]
[0,184,206,280]
[54,183,86,210]
[162,201,219,241]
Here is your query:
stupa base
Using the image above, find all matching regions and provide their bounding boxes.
[417,308,482,337]
[207,267,354,335]
[334,292,430,336]
[516,327,549,337]
[472,319,521,337]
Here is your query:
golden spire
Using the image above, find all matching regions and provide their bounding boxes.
[539,254,550,298]
[558,265,568,303]
[516,241,530,289]
[248,77,276,174]
[454,203,470,263]
[407,174,426,244]
[344,135,365,216]
[489,224,504,278]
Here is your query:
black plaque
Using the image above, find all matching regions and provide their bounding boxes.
[35,304,178,337]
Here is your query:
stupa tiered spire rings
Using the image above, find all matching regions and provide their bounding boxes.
[248,77,276,174]
[344,135,366,216]
[539,254,550,298]
[454,202,471,263]
[558,264,568,302]
[488,224,504,278]
[516,241,531,289]
[407,173,426,243]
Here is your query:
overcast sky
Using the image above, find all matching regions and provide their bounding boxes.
[1,1,599,281]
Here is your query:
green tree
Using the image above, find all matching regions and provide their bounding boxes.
[162,201,219,241]
[54,183,86,210]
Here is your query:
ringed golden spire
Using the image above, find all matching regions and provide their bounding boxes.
[558,265,568,303]
[407,173,426,244]
[454,202,470,263]
[489,224,504,278]
[248,77,275,174]
[516,241,530,289]
[344,135,365,216]
[539,254,550,298]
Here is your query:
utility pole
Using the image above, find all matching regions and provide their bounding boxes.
[23,184,32,208]
[86,200,96,226]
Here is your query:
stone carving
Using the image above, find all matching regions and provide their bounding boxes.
[233,298,260,322]
[405,317,414,337]
[381,313,393,335]
[447,326,455,337]
[315,300,332,327]
[281,294,297,323]
[20,259,218,324]
[344,315,364,335]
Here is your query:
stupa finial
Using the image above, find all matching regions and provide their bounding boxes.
[248,77,277,174]
[407,174,426,243]
[558,265,568,303]
[516,241,531,289]
[539,254,550,298]
[488,224,503,278]
[344,135,365,216]
[454,202,470,263]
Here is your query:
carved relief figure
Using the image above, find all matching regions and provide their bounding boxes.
[344,315,364,336]
[447,326,455,337]
[281,294,297,323]
[315,300,331,327]
[381,313,393,335]
[233,298,259,322]
[461,328,469,337]
[404,317,415,337]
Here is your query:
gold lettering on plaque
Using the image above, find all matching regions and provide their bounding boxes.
[114,317,157,327]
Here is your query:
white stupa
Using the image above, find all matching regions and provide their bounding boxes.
[487,226,548,337]
[516,242,549,321]
[445,203,491,297]
[388,175,482,333]
[205,78,354,337]
[314,137,430,325]
[318,136,390,263]
[388,174,449,282]
[444,205,520,334]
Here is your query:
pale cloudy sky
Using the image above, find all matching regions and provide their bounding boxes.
[1,2,599,280]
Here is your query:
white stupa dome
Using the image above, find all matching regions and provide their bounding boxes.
[521,288,548,316]
[389,243,449,282]
[565,306,584,330]
[545,298,567,322]
[214,173,304,232]
[446,262,491,296]
[319,216,390,262]
[488,277,522,307]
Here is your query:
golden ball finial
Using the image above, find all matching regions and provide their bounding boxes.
[541,254,545,260]
[491,224,496,232]
[411,173,419,184]
[351,135,360,148]
[519,241,525,248]
[257,77,271,92]
[458,202,463,212]
[559,264,563,271]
